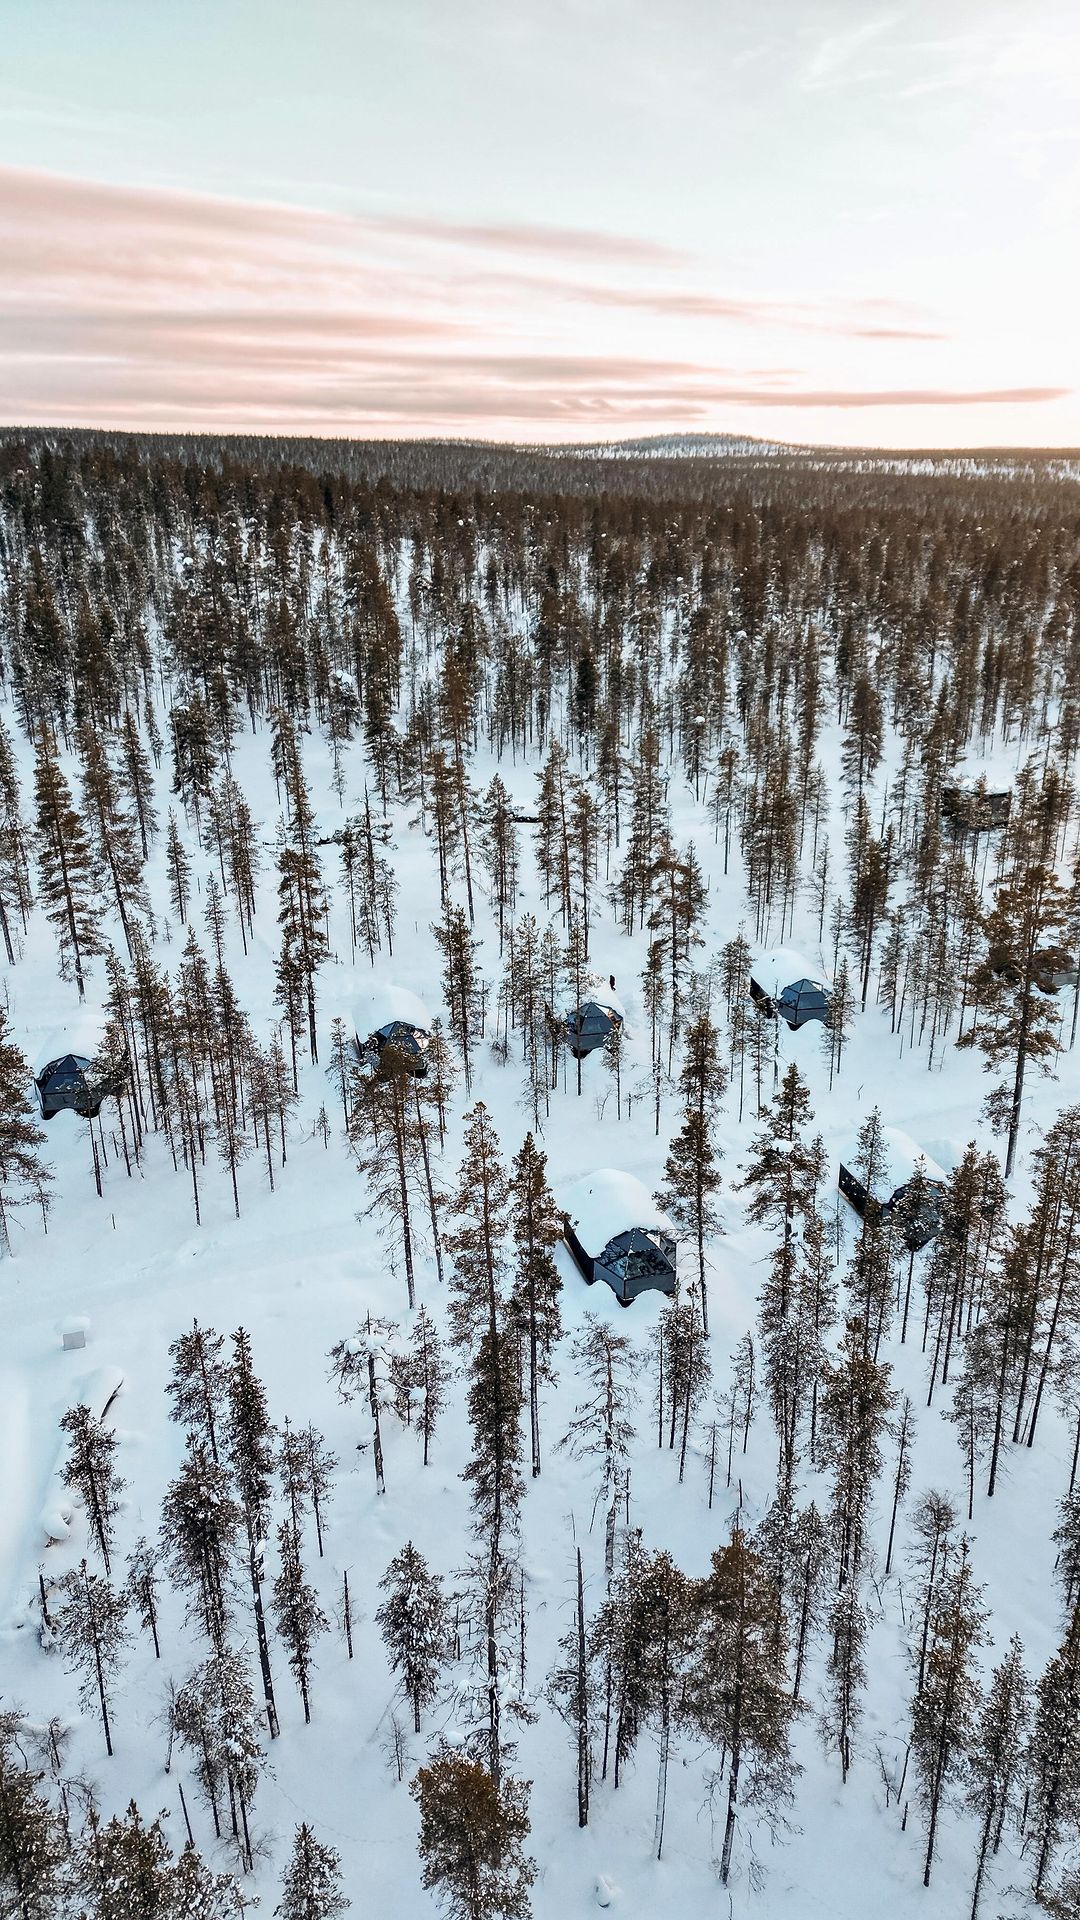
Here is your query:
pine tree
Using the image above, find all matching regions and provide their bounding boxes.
[653,1289,712,1481]
[689,1521,799,1884]
[272,714,329,1066]
[224,1328,280,1739]
[885,1395,916,1577]
[60,1402,126,1575]
[546,1548,597,1828]
[0,715,32,969]
[411,1746,536,1920]
[0,1706,68,1920]
[824,1579,868,1785]
[159,1436,242,1652]
[172,1646,264,1873]
[967,1634,1029,1920]
[33,738,102,997]
[350,1043,428,1311]
[52,1560,129,1756]
[118,705,159,862]
[655,1109,722,1338]
[0,1011,52,1257]
[377,1543,450,1733]
[275,1824,349,1920]
[909,1535,986,1884]
[958,863,1073,1178]
[124,1535,162,1660]
[76,721,148,956]
[1029,1601,1080,1901]
[167,809,192,926]
[478,775,519,952]
[75,1800,175,1920]
[559,1315,640,1578]
[640,1553,700,1858]
[272,1522,329,1724]
[167,1320,228,1461]
[508,1133,563,1478]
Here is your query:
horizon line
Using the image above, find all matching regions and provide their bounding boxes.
[2,422,1079,462]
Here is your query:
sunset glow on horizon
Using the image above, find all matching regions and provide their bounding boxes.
[1,0,1078,448]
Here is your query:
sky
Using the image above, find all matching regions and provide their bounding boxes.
[0,0,1078,448]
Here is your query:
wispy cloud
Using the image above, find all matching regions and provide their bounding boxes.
[0,165,1066,437]
[802,12,902,91]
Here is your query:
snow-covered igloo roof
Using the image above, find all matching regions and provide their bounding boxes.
[751,944,832,992]
[837,1126,948,1197]
[33,1019,106,1076]
[353,984,432,1035]
[557,1169,672,1253]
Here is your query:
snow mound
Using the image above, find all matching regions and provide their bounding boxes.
[557,1169,671,1252]
[828,1126,948,1193]
[350,983,432,1035]
[32,1018,106,1076]
[750,943,832,991]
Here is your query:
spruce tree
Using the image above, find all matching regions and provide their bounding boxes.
[272,1522,328,1724]
[406,1304,448,1468]
[59,1402,126,1575]
[125,1535,162,1659]
[0,1707,68,1920]
[0,1012,52,1257]
[224,1328,280,1739]
[689,1521,798,1884]
[909,1535,986,1884]
[1029,1601,1080,1901]
[52,1560,129,1757]
[655,1108,722,1337]
[376,1543,450,1733]
[446,1105,510,1351]
[159,1437,242,1651]
[559,1315,640,1577]
[33,739,103,998]
[167,810,192,926]
[508,1133,563,1478]
[172,1646,264,1873]
[167,1320,228,1462]
[411,1746,536,1920]
[967,1635,1028,1920]
[275,1825,349,1920]
[958,863,1073,1179]
[75,1800,175,1920]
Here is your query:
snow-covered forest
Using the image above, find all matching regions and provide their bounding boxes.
[1,428,1080,1919]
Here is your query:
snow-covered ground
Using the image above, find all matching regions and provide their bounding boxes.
[1,663,1077,1920]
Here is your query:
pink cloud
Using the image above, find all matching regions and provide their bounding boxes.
[0,165,1068,436]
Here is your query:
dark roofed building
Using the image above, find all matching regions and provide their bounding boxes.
[941,782,1011,832]
[564,1000,623,1058]
[35,1053,120,1120]
[776,977,832,1030]
[838,1129,948,1252]
[559,1169,677,1306]
[365,1019,431,1076]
